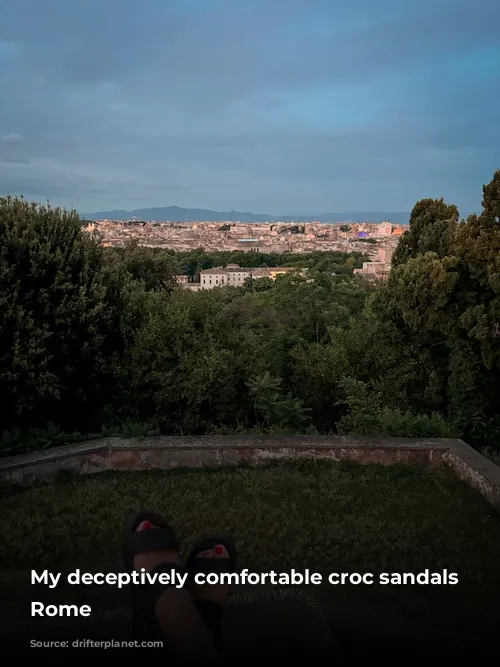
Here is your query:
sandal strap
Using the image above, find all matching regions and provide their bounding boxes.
[186,534,236,579]
[147,563,187,606]
[128,526,178,557]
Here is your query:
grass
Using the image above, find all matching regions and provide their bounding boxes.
[1,460,499,599]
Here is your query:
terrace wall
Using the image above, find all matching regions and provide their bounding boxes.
[1,435,499,507]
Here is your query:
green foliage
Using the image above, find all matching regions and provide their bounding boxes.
[251,276,274,292]
[335,378,458,438]
[151,248,366,280]
[3,172,500,455]
[366,170,500,448]
[0,423,86,456]
[0,197,122,435]
[106,239,178,292]
[392,198,458,267]
[112,287,262,434]
[481,169,500,222]
[246,371,311,430]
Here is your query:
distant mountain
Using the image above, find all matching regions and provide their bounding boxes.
[84,206,273,223]
[83,205,411,225]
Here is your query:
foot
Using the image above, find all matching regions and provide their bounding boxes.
[189,544,230,606]
[133,520,181,572]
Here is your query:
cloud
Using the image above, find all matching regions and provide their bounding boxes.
[0,158,29,164]
[2,132,23,143]
[0,0,499,213]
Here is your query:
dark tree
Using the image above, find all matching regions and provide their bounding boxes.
[392,198,458,267]
[0,197,121,434]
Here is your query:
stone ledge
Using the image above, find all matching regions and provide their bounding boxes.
[0,435,498,508]
[443,440,500,508]
[0,439,112,471]
[0,435,451,473]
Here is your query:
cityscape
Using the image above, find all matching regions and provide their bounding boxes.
[83,219,405,282]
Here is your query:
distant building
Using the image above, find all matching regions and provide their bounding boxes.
[268,267,296,279]
[238,238,262,251]
[377,246,393,264]
[377,221,393,237]
[196,264,298,290]
[353,246,393,281]
[199,266,250,289]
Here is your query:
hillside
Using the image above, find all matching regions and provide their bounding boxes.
[83,205,412,224]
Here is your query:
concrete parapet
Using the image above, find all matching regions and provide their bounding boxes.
[1,435,498,507]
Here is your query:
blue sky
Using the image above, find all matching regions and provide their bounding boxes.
[0,0,499,214]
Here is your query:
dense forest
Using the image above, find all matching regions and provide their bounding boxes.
[1,170,499,455]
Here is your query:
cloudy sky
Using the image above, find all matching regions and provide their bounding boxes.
[0,0,499,215]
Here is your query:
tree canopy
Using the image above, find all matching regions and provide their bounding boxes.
[1,172,500,454]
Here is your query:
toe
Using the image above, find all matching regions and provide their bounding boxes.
[137,520,153,531]
[198,548,214,557]
[213,545,229,558]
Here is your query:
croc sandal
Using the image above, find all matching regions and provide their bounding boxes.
[123,509,184,641]
[185,534,236,647]
[185,534,237,579]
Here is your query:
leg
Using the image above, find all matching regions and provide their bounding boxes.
[186,536,236,650]
[191,545,231,648]
[124,512,217,664]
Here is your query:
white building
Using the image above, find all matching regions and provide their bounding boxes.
[200,265,251,289]
[197,264,298,290]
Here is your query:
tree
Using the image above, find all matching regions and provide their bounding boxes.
[110,240,178,292]
[290,340,350,431]
[450,170,500,442]
[363,170,500,447]
[253,277,274,292]
[481,169,500,222]
[246,371,310,430]
[392,198,458,267]
[0,197,122,435]
[335,377,457,438]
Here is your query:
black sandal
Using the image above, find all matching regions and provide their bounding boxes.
[123,509,184,641]
[185,534,236,648]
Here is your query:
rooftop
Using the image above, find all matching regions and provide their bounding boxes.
[200,265,295,275]
[200,266,254,274]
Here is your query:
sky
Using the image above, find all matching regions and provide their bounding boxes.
[0,0,499,215]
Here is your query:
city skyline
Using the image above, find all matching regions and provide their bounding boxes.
[1,0,499,214]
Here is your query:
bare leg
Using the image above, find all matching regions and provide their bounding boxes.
[134,520,217,664]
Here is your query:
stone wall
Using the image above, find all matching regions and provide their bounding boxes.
[1,435,499,507]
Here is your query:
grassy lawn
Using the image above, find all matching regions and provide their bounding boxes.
[1,460,499,599]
